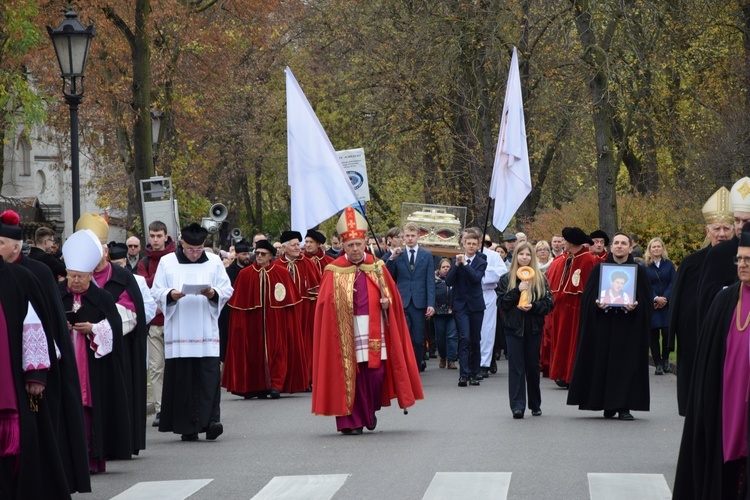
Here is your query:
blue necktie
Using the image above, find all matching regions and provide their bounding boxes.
[409,249,415,267]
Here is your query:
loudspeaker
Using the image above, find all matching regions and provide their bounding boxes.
[210,203,228,222]
[230,228,243,241]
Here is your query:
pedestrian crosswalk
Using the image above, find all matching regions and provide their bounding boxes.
[111,472,672,499]
[422,472,511,499]
[110,479,212,500]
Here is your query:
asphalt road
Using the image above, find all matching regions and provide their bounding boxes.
[75,359,683,499]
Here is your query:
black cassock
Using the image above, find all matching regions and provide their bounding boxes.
[567,256,652,412]
[696,236,738,327]
[674,281,750,500]
[59,281,132,462]
[0,259,70,499]
[218,260,244,362]
[18,255,90,493]
[102,264,148,455]
[669,246,709,417]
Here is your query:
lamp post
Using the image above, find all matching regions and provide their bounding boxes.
[150,109,164,172]
[47,8,95,226]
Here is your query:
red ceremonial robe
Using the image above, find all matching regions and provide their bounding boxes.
[222,261,302,395]
[306,248,334,277]
[278,254,319,389]
[541,253,565,377]
[311,253,424,416]
[592,250,609,262]
[546,248,598,384]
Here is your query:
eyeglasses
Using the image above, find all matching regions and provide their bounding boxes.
[127,244,140,248]
[183,247,204,254]
[255,251,270,256]
[734,256,750,265]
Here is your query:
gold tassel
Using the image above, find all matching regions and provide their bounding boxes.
[28,393,42,413]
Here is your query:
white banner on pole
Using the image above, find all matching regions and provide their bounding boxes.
[336,148,370,202]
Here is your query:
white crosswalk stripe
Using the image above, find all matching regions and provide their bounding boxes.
[109,472,674,499]
[250,474,350,500]
[588,473,672,500]
[422,472,512,500]
[109,479,213,500]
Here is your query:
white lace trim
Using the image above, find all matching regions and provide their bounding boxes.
[22,322,51,371]
[90,319,113,358]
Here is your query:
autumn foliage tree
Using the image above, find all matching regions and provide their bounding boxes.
[5,0,750,250]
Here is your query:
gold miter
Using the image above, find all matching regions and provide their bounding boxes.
[702,187,733,225]
[730,177,750,214]
[75,213,109,244]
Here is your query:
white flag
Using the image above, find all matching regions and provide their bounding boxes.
[489,47,532,232]
[286,67,358,233]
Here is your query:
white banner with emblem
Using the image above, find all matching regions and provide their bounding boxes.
[336,148,370,202]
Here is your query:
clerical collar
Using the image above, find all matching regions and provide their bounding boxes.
[176,247,209,264]
[345,254,365,266]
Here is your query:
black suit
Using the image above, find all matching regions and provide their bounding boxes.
[446,254,486,379]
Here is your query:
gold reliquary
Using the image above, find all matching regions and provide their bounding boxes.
[401,203,466,249]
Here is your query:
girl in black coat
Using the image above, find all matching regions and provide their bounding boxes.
[497,242,554,418]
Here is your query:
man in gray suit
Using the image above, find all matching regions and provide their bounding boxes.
[386,222,436,372]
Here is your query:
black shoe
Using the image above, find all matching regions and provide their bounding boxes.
[420,361,427,372]
[480,367,490,378]
[269,388,281,399]
[554,379,569,388]
[181,433,199,441]
[341,427,363,435]
[474,372,484,380]
[366,416,377,431]
[513,411,524,419]
[618,410,634,421]
[663,360,671,373]
[489,359,498,374]
[603,410,616,419]
[458,377,468,387]
[152,412,160,427]
[429,352,438,359]
[424,351,431,361]
[531,409,542,417]
[469,378,480,386]
[655,364,663,375]
[205,422,223,440]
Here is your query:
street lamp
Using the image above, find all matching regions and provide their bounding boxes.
[47,7,95,226]
[150,109,164,171]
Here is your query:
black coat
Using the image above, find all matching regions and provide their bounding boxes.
[219,260,246,362]
[59,282,132,461]
[669,246,709,417]
[102,264,148,454]
[697,236,738,327]
[0,259,70,499]
[497,273,553,336]
[673,281,750,500]
[18,256,90,493]
[642,258,676,329]
[27,246,67,279]
[567,256,653,412]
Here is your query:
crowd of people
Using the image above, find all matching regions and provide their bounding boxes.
[1,175,749,498]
